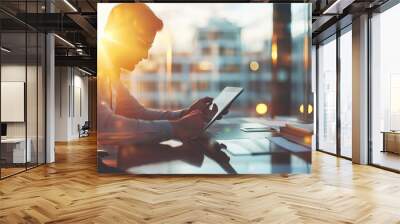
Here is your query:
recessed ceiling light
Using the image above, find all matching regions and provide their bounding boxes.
[78,67,93,76]
[54,34,75,48]
[63,0,78,12]
[1,47,11,53]
[322,0,354,15]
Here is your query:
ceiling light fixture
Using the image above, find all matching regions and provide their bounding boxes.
[323,0,341,14]
[78,67,93,76]
[63,0,78,12]
[76,48,85,55]
[1,47,11,53]
[322,0,354,15]
[54,34,75,48]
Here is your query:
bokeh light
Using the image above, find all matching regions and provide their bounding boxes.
[198,61,212,71]
[256,103,268,115]
[299,104,304,113]
[307,104,313,114]
[249,61,259,71]
[304,136,312,145]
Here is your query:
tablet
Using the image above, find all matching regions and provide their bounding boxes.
[204,87,243,130]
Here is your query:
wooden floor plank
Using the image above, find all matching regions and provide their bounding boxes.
[0,135,400,223]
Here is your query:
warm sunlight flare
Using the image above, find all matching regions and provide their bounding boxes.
[166,32,173,78]
[271,37,278,64]
[100,31,114,45]
[256,103,268,115]
[166,31,173,98]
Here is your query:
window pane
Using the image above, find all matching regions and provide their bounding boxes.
[1,31,28,177]
[27,31,39,168]
[38,33,46,165]
[318,38,337,154]
[371,4,400,171]
[340,30,352,158]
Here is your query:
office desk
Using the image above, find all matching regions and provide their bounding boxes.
[98,118,311,174]
[1,138,31,164]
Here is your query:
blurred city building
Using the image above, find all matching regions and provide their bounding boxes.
[123,16,312,120]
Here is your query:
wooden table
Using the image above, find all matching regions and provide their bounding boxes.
[98,117,312,174]
[382,131,400,154]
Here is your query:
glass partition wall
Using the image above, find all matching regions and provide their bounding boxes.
[0,2,46,179]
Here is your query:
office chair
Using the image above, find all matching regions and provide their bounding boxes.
[79,121,90,138]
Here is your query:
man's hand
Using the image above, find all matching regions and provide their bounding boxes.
[182,97,230,122]
[183,97,213,116]
[172,110,206,140]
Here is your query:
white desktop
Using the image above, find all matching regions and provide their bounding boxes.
[1,125,31,164]
[1,138,32,163]
[1,82,31,164]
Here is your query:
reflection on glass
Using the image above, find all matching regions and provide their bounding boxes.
[371,3,400,171]
[0,1,47,179]
[340,30,352,158]
[38,32,46,165]
[27,32,38,168]
[1,32,27,177]
[318,38,337,154]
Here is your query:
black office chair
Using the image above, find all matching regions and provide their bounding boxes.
[78,121,90,138]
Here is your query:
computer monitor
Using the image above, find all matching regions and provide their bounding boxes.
[1,123,7,137]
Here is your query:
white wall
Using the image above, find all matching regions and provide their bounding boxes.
[55,67,69,141]
[1,63,46,163]
[55,67,89,141]
[1,65,36,138]
[72,73,89,137]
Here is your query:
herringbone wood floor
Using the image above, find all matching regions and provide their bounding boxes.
[1,135,400,224]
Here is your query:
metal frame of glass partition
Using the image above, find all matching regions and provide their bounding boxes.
[315,23,353,161]
[0,0,47,180]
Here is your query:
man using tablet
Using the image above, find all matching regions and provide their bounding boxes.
[98,4,229,144]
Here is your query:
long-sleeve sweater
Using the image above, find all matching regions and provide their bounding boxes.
[97,75,184,145]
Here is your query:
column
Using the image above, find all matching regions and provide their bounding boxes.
[352,14,369,164]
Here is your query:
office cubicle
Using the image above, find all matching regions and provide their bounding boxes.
[0,1,46,179]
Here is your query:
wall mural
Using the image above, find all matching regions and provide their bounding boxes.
[97,3,312,174]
